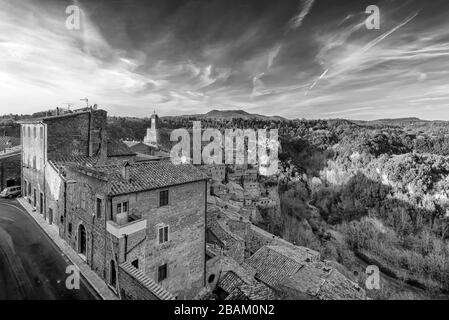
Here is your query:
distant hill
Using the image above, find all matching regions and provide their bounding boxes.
[372,117,427,123]
[164,109,287,121]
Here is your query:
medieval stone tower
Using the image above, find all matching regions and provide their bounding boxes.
[143,111,159,147]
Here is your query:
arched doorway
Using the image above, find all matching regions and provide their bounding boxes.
[78,224,87,256]
[110,260,116,287]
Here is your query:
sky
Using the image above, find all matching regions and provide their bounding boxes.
[1,0,449,120]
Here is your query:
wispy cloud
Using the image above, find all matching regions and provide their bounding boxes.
[0,0,448,120]
[289,0,315,29]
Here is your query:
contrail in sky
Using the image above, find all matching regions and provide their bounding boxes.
[305,11,419,95]
[305,68,328,95]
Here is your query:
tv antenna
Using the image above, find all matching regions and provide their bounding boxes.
[80,97,89,108]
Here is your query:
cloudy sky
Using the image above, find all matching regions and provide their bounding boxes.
[1,0,449,120]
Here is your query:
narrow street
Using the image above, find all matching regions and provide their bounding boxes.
[0,198,98,300]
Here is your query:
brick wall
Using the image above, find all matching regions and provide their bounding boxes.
[45,110,107,159]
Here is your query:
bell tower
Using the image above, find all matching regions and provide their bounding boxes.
[144,110,159,146]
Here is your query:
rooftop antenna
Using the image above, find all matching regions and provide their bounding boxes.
[80,97,89,108]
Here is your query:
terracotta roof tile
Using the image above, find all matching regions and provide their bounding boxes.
[99,160,207,195]
[247,245,319,289]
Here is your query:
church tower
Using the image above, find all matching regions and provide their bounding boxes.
[144,110,159,147]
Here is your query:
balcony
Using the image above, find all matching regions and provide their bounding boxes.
[106,217,147,238]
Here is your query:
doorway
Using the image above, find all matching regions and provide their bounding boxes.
[78,224,87,256]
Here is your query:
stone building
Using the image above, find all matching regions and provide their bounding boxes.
[20,108,208,299]
[20,108,108,227]
[59,159,207,299]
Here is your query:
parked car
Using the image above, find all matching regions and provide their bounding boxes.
[0,186,21,198]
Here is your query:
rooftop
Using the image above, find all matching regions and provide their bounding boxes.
[247,245,319,289]
[246,245,365,300]
[99,160,207,195]
[52,156,208,196]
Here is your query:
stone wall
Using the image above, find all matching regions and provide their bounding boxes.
[64,167,112,283]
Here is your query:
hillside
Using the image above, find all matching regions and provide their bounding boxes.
[163,109,287,121]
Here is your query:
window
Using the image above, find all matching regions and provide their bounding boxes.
[96,198,102,218]
[80,188,86,209]
[158,264,167,282]
[131,259,139,269]
[158,225,169,244]
[32,156,36,169]
[159,190,169,207]
[110,260,117,287]
[33,127,36,138]
[40,127,43,139]
[68,222,72,235]
[117,201,128,214]
[27,127,30,137]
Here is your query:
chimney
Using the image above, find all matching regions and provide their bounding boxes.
[121,161,131,182]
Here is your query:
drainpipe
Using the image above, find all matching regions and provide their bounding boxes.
[203,179,207,286]
[64,181,67,235]
[43,122,47,223]
[87,111,92,156]
[123,234,128,262]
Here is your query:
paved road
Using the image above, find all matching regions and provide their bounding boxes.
[0,198,99,300]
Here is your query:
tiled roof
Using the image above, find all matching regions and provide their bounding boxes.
[316,265,365,300]
[49,155,102,171]
[225,287,249,300]
[280,261,365,300]
[218,271,278,300]
[207,215,242,248]
[217,271,245,294]
[119,262,175,300]
[238,282,278,300]
[246,245,320,289]
[50,156,207,195]
[97,159,207,196]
